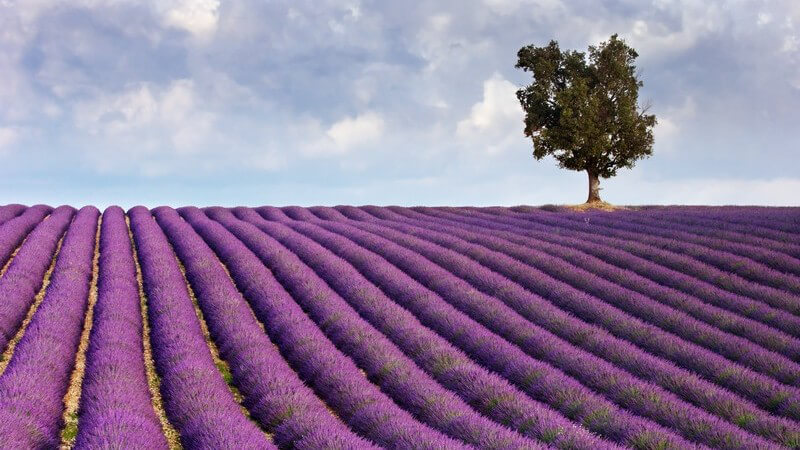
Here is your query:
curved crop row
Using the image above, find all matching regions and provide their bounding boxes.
[127,206,273,449]
[216,207,539,448]
[446,207,800,340]
[614,210,800,259]
[636,209,800,249]
[235,208,608,449]
[478,207,800,315]
[529,206,800,286]
[0,206,75,352]
[646,207,800,234]
[184,207,468,449]
[0,206,98,447]
[0,205,52,269]
[354,212,800,428]
[648,207,800,238]
[76,206,168,448]
[387,208,800,389]
[0,204,25,226]
[402,206,800,359]
[312,208,796,448]
[279,214,693,449]
[556,211,800,282]
[379,208,800,424]
[154,206,375,449]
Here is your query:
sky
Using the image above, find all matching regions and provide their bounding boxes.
[0,0,798,208]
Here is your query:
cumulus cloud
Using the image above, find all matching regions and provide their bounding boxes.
[621,2,724,60]
[157,0,220,37]
[72,79,216,172]
[653,96,696,153]
[325,111,386,153]
[456,73,522,154]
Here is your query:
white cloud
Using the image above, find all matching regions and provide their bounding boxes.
[654,117,679,141]
[653,96,696,153]
[74,85,158,134]
[74,78,215,168]
[456,73,522,154]
[623,2,723,60]
[413,13,494,74]
[781,34,799,53]
[347,3,362,20]
[158,0,220,37]
[325,111,385,153]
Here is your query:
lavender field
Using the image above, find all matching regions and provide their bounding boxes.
[0,203,798,449]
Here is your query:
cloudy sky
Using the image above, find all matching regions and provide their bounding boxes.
[0,0,798,207]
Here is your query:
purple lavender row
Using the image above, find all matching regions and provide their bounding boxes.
[154,207,376,449]
[189,207,468,449]
[648,209,800,243]
[475,207,800,319]
[495,207,800,299]
[645,207,800,234]
[127,206,274,449]
[618,208,800,258]
[281,214,691,449]
[530,206,800,284]
[393,208,800,388]
[378,208,800,422]
[0,204,25,226]
[665,206,798,218]
[320,207,795,448]
[0,204,52,269]
[556,210,800,281]
[360,209,800,428]
[611,210,796,251]
[238,208,598,449]
[616,209,800,257]
[439,207,800,340]
[0,205,74,352]
[0,206,98,447]
[223,207,537,449]
[75,206,168,449]
[397,206,800,363]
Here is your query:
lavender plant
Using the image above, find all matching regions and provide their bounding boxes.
[0,206,98,447]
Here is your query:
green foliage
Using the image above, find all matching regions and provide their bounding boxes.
[215,360,234,385]
[515,34,657,180]
[60,412,79,442]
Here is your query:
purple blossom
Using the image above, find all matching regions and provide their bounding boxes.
[199,206,475,449]
[76,206,168,448]
[0,204,26,226]
[0,205,75,352]
[0,204,52,269]
[0,206,98,447]
[128,206,274,449]
[234,207,608,450]
[154,206,376,449]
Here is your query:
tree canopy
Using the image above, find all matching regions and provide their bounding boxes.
[515,34,657,203]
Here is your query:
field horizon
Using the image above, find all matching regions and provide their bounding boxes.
[0,203,798,448]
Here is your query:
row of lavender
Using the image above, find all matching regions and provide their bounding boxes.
[259,208,798,445]
[159,206,796,446]
[0,203,797,448]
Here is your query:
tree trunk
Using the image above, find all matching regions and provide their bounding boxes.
[587,170,601,203]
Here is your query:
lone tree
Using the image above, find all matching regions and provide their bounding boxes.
[515,34,656,203]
